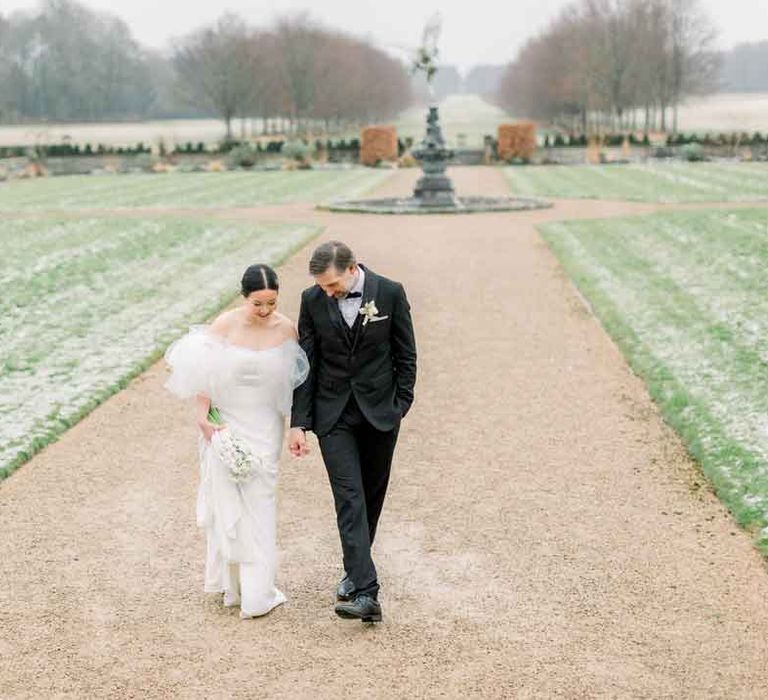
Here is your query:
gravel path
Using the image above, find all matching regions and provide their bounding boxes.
[2,167,768,698]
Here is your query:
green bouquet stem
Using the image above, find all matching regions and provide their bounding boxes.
[208,406,224,425]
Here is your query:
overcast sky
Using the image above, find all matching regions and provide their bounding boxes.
[3,0,767,72]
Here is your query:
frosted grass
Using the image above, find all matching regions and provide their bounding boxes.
[0,217,320,477]
[506,162,768,203]
[0,169,392,211]
[539,209,768,549]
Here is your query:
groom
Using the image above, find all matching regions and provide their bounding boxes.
[288,241,417,623]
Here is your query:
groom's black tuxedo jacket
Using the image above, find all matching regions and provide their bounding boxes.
[291,265,417,438]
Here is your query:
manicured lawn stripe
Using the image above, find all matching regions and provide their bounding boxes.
[506,162,768,202]
[0,216,321,478]
[0,169,392,210]
[539,208,768,551]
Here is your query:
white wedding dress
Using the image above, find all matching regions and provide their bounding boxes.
[164,325,308,618]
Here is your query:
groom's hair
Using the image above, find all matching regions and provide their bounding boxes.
[309,240,356,276]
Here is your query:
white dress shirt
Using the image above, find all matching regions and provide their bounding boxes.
[338,266,365,328]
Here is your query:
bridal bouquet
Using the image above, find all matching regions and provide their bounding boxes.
[207,407,261,484]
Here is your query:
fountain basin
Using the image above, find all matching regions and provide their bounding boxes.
[320,195,553,215]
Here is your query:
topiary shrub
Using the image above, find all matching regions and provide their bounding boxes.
[497,122,537,162]
[680,142,706,161]
[360,125,398,166]
[281,140,312,166]
[226,143,260,168]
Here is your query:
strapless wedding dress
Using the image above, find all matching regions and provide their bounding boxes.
[164,326,308,617]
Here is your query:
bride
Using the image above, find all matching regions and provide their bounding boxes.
[164,263,308,618]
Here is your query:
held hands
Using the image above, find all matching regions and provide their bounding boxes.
[288,427,310,458]
[197,417,225,442]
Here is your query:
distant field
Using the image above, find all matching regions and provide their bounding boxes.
[0,216,320,478]
[0,95,512,150]
[0,118,230,149]
[540,208,768,550]
[396,94,513,147]
[667,92,768,133]
[0,169,392,210]
[1,93,766,152]
[506,162,768,202]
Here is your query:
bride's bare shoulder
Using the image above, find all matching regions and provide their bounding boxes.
[273,312,298,340]
[209,308,238,337]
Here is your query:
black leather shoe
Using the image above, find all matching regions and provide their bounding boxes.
[336,575,354,602]
[334,594,382,623]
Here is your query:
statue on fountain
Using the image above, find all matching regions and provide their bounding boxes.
[411,13,441,95]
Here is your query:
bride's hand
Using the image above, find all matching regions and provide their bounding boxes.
[197,418,225,442]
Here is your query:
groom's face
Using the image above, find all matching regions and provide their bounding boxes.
[314,264,357,299]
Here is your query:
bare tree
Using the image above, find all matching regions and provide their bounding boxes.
[0,5,412,133]
[0,13,14,120]
[315,32,410,126]
[666,0,719,133]
[0,0,159,122]
[243,30,285,135]
[173,14,257,140]
[496,0,718,134]
[586,0,637,129]
[273,14,324,134]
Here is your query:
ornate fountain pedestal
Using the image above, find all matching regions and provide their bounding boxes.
[323,105,551,215]
[410,106,457,207]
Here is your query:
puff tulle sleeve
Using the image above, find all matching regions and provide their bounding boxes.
[163,325,219,399]
[276,340,310,417]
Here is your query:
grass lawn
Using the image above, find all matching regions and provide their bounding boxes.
[0,168,392,211]
[539,208,768,551]
[506,162,768,203]
[0,216,320,478]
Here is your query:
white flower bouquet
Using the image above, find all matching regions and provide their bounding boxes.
[207,407,262,484]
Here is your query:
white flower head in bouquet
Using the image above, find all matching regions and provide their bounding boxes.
[208,407,262,484]
[211,430,262,483]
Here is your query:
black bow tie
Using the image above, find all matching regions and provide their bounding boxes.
[345,292,362,299]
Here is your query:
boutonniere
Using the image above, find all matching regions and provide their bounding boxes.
[359,300,387,326]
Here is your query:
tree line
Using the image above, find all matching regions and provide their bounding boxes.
[496,0,720,134]
[0,1,411,139]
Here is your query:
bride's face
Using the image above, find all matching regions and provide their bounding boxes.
[244,289,278,322]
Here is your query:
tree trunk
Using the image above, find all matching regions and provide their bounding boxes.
[672,100,679,135]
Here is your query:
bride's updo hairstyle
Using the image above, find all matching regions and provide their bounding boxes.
[241,264,279,296]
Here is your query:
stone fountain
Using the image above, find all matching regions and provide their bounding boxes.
[323,14,551,215]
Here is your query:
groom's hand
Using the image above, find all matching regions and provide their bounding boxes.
[288,428,309,458]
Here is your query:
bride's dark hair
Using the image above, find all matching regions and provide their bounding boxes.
[241,264,279,296]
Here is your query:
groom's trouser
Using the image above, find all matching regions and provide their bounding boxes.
[318,394,400,600]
